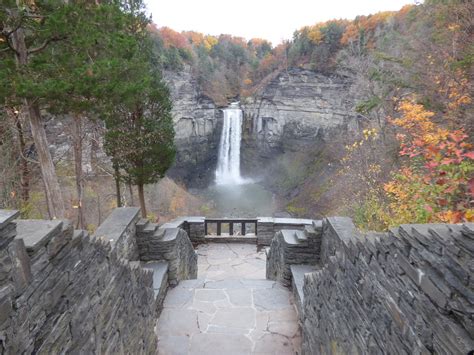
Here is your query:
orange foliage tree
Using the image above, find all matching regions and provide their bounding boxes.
[384,99,474,224]
[340,11,393,48]
[159,27,189,49]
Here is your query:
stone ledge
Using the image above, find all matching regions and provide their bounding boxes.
[0,210,20,230]
[142,261,169,316]
[290,264,317,316]
[281,230,304,245]
[15,219,63,255]
[93,207,140,260]
[94,207,140,245]
[204,235,257,244]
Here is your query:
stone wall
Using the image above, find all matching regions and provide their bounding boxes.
[257,217,315,246]
[94,207,140,260]
[266,222,322,287]
[0,208,157,354]
[301,217,474,354]
[136,218,198,285]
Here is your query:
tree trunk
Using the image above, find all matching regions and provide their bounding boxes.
[25,100,66,219]
[137,183,146,218]
[113,162,122,207]
[72,114,85,229]
[6,107,30,203]
[11,22,65,219]
[15,115,30,203]
[128,182,135,205]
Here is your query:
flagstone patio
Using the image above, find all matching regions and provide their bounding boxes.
[155,243,301,355]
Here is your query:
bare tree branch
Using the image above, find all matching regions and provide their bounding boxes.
[0,35,19,55]
[28,35,67,55]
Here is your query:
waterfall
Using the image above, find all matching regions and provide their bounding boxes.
[216,104,244,185]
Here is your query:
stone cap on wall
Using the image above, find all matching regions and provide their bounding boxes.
[0,209,20,248]
[15,219,63,255]
[258,217,314,225]
[0,210,20,230]
[94,207,140,246]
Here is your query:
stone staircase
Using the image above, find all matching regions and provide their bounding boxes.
[141,261,169,316]
[265,221,323,315]
[135,218,197,302]
[290,264,318,316]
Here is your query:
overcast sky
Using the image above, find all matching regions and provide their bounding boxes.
[144,0,417,45]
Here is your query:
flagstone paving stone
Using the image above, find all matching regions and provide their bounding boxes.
[156,243,301,355]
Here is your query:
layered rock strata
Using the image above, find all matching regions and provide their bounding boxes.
[164,69,222,187]
[241,68,359,172]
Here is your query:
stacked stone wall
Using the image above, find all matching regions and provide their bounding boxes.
[266,224,322,286]
[136,221,197,285]
[257,217,314,246]
[302,217,474,354]
[0,209,157,354]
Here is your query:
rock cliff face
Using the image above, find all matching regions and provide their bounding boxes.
[43,67,359,191]
[241,68,359,174]
[164,68,222,187]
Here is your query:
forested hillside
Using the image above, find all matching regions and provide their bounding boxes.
[146,0,473,228]
[1,0,472,230]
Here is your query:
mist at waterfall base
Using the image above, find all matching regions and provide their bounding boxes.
[197,104,276,217]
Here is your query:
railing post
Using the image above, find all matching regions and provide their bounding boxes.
[255,221,257,236]
[229,222,233,236]
[217,222,221,236]
[242,222,246,236]
[204,220,208,235]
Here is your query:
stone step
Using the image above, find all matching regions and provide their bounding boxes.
[290,264,317,316]
[295,230,307,242]
[204,234,257,244]
[281,230,305,245]
[143,222,159,234]
[73,229,89,240]
[141,261,169,316]
[136,218,149,232]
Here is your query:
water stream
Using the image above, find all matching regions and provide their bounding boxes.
[215,103,244,185]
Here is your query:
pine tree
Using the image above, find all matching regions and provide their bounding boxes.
[101,1,176,218]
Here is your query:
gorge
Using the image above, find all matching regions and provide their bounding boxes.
[165,67,360,217]
[1,1,473,354]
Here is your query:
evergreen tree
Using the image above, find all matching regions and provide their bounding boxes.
[0,0,71,218]
[101,3,176,218]
[0,0,139,219]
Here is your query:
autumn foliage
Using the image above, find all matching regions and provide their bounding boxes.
[340,11,394,47]
[384,99,474,224]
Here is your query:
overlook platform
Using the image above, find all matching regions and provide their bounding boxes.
[156,243,302,354]
[2,208,472,354]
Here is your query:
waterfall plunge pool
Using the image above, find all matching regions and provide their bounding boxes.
[197,182,277,217]
[193,103,278,217]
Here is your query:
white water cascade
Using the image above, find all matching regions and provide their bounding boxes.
[215,104,245,185]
